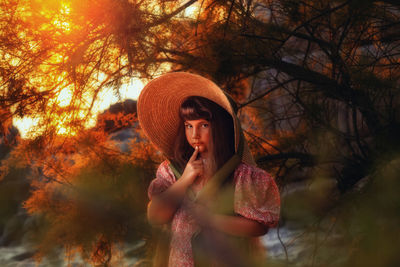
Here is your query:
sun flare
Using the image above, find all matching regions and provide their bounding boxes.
[13,78,145,139]
[12,117,41,139]
[184,3,200,19]
[57,88,73,107]
[9,0,180,139]
[54,1,72,32]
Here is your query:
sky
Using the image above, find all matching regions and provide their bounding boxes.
[13,78,144,139]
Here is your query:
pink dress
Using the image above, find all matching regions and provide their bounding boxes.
[148,160,280,267]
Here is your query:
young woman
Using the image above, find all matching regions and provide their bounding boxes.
[137,72,280,267]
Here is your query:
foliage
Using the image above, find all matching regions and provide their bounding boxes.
[1,110,162,265]
[340,156,400,266]
[23,154,151,265]
[282,154,400,267]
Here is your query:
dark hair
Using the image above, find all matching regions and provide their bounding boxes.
[173,96,235,171]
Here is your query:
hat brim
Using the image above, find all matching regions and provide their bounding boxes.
[137,72,255,166]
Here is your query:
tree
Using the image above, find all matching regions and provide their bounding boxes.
[0,0,197,136]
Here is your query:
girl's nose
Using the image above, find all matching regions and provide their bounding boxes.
[192,127,200,138]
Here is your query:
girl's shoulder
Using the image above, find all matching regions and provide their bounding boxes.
[156,160,176,180]
[233,162,277,189]
[157,160,170,170]
[148,160,176,199]
[233,162,280,227]
[234,162,273,179]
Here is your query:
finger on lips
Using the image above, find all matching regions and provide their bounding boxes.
[189,146,199,162]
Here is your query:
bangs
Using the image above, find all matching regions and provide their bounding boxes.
[180,97,213,121]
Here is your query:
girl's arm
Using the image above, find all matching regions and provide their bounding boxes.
[210,214,268,237]
[193,204,268,237]
[147,174,195,225]
[147,147,203,225]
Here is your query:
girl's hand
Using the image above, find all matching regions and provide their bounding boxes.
[181,146,203,184]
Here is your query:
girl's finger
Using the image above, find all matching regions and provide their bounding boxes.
[192,159,203,164]
[188,146,199,162]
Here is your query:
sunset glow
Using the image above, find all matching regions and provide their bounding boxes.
[13,117,40,139]
[184,2,200,18]
[9,0,192,139]
[57,88,73,107]
[13,78,144,139]
[52,2,71,31]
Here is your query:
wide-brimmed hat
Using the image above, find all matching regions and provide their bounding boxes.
[137,72,255,166]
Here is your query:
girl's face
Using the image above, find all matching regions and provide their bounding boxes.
[184,119,211,155]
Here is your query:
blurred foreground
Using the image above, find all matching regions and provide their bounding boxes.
[1,154,399,266]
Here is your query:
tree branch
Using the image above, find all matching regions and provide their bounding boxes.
[148,0,198,27]
[256,152,315,165]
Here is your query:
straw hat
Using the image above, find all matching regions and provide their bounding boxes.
[137,72,255,166]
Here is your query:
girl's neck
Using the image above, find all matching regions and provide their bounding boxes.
[201,153,217,180]
[199,151,210,160]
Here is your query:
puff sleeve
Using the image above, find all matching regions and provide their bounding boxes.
[147,161,176,200]
[233,163,280,228]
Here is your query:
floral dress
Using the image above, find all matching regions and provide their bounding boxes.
[148,160,280,267]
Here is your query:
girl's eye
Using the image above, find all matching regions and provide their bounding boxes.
[185,124,192,129]
[201,123,209,128]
